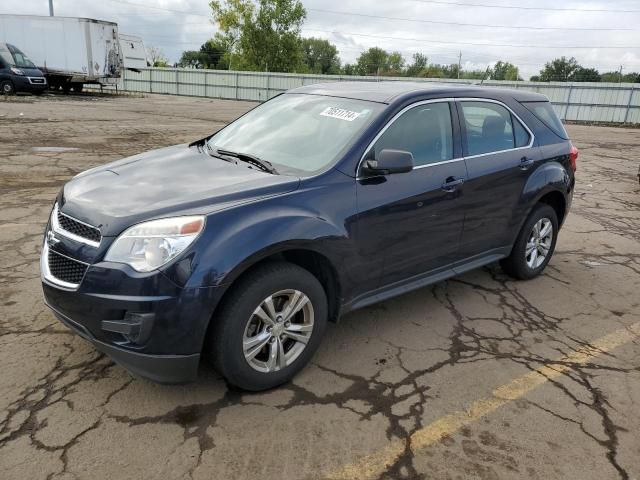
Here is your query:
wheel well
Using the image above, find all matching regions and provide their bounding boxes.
[212,249,342,326]
[538,191,566,224]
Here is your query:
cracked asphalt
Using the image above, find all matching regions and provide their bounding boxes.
[1,93,639,480]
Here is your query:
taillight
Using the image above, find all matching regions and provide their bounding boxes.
[569,144,578,172]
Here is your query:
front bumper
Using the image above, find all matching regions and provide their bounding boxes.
[49,302,200,383]
[13,75,47,92]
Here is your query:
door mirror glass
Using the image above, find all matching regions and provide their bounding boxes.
[363,149,414,175]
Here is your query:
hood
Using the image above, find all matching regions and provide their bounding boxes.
[59,144,300,236]
[17,67,44,77]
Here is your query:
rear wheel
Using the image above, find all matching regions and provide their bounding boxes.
[500,203,558,280]
[209,262,328,391]
[1,80,15,95]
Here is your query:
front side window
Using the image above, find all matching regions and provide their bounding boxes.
[460,101,530,156]
[372,102,454,167]
[208,93,384,174]
[3,44,36,68]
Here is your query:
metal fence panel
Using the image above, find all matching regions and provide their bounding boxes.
[118,68,639,124]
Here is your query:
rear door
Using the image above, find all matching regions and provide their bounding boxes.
[456,99,541,259]
[354,100,467,289]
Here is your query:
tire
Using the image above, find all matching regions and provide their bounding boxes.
[209,261,328,391]
[1,80,15,95]
[500,203,559,280]
[71,83,84,93]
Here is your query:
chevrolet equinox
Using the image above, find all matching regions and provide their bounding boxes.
[41,82,577,390]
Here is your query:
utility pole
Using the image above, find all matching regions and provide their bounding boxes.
[457,51,462,79]
[49,0,54,16]
[618,64,623,83]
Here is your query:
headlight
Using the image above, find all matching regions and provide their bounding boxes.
[10,67,25,75]
[104,216,205,272]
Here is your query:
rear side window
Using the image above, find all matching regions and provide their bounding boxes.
[513,115,531,147]
[522,101,568,139]
[460,102,516,156]
[373,102,454,167]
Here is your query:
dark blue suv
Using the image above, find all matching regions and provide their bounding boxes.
[41,82,576,390]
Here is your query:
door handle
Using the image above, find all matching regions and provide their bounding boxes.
[441,177,464,192]
[520,156,535,170]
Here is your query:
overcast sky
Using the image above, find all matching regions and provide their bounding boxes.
[2,0,639,79]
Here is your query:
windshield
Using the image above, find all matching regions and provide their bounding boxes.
[0,44,36,68]
[208,93,384,174]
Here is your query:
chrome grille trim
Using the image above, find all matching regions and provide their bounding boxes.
[51,203,101,247]
[41,242,89,290]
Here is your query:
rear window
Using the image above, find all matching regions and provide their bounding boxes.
[522,101,568,139]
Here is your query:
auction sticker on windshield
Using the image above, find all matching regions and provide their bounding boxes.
[320,107,362,121]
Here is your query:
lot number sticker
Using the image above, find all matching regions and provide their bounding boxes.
[320,107,361,122]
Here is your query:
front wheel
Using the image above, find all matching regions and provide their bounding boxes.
[209,262,328,391]
[500,204,559,280]
[1,80,15,95]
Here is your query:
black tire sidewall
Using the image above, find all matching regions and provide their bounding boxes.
[509,204,559,280]
[211,262,328,391]
[1,81,15,94]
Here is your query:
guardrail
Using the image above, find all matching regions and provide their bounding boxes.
[117,68,639,124]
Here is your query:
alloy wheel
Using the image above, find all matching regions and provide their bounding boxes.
[242,289,314,373]
[525,217,553,269]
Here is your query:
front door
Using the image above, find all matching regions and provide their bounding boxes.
[355,100,467,290]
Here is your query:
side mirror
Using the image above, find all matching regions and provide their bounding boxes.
[362,149,414,176]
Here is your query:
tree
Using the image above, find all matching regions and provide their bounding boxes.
[569,66,601,82]
[538,56,580,82]
[341,63,357,76]
[601,71,640,83]
[421,64,445,78]
[356,47,390,75]
[146,45,168,67]
[178,36,230,69]
[461,69,486,80]
[442,63,461,79]
[301,37,340,74]
[491,61,520,81]
[387,51,405,75]
[405,53,428,77]
[210,0,307,72]
[178,50,204,69]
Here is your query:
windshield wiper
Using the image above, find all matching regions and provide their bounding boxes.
[214,148,278,175]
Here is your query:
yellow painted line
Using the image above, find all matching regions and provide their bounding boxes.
[327,321,640,480]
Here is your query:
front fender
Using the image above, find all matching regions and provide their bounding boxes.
[186,201,351,290]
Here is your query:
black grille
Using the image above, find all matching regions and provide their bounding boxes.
[48,250,88,285]
[57,211,101,243]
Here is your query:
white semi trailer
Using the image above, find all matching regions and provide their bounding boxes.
[0,14,122,92]
[119,33,147,70]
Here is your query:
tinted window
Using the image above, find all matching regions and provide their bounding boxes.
[513,115,530,147]
[373,102,453,167]
[461,102,517,156]
[522,101,568,139]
